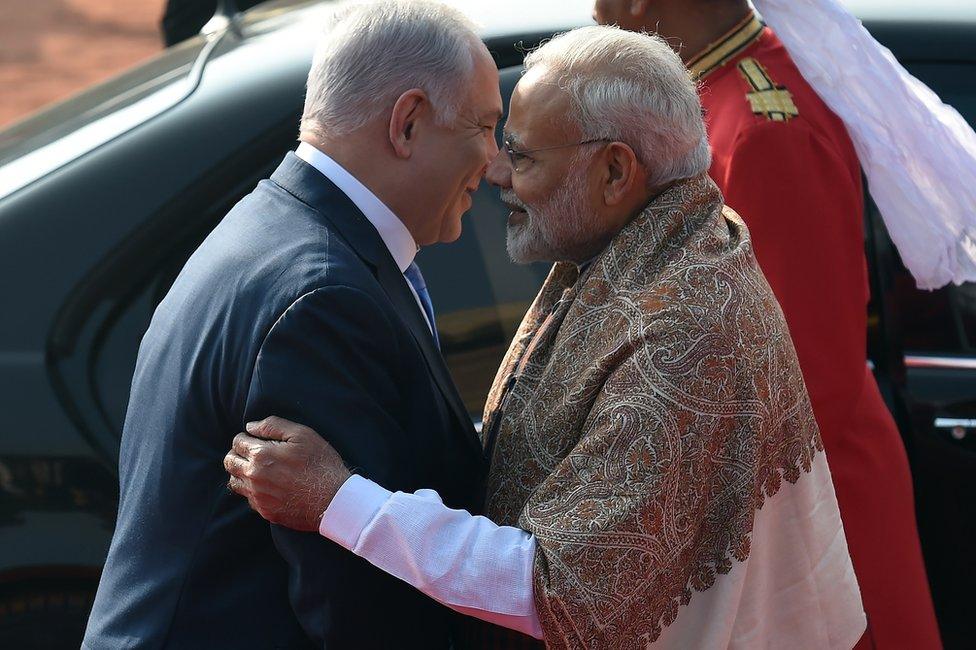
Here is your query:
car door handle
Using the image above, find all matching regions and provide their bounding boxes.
[934,418,976,440]
[905,355,976,370]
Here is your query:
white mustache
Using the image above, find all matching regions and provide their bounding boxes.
[499,189,528,212]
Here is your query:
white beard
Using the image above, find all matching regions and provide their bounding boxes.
[503,162,596,265]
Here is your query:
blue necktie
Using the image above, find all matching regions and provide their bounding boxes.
[404,261,440,349]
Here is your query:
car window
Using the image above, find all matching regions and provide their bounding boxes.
[416,203,549,417]
[57,122,297,457]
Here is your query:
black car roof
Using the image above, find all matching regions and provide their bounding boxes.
[1,0,974,200]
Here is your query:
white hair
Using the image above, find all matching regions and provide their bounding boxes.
[300,0,482,139]
[524,25,711,187]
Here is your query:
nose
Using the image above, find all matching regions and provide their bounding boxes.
[487,130,500,161]
[486,148,512,189]
[477,130,501,184]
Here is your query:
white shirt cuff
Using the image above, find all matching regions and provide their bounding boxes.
[319,473,392,550]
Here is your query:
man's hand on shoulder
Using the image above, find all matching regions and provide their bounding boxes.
[224,416,352,532]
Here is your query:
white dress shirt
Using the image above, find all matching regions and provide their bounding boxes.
[295,142,434,335]
[321,474,544,639]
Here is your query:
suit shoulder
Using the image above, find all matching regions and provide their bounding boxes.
[731,40,850,142]
[222,182,374,276]
[703,53,804,126]
[153,181,386,340]
[732,56,801,123]
[273,283,393,330]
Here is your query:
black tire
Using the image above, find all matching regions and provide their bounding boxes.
[0,583,96,649]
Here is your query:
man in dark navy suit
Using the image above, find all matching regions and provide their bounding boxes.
[83,2,503,647]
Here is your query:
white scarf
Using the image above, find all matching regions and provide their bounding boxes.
[753,0,976,290]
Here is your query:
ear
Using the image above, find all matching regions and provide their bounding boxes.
[602,142,643,206]
[389,89,429,159]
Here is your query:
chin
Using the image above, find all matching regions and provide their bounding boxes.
[506,222,547,265]
[437,217,464,243]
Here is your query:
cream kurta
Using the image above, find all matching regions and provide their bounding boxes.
[479,174,865,648]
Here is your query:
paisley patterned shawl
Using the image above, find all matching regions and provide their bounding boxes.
[481,174,825,647]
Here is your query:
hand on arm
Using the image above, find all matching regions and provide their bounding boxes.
[224,416,351,532]
[223,283,542,638]
[236,284,420,644]
[226,417,544,639]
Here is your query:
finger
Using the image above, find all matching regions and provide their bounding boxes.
[246,415,318,442]
[232,432,256,459]
[227,475,249,497]
[245,416,291,441]
[223,451,250,478]
[244,494,285,523]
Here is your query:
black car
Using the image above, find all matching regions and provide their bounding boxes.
[0,0,973,646]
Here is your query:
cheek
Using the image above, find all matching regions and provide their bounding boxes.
[465,136,490,172]
[443,140,484,194]
[512,172,556,210]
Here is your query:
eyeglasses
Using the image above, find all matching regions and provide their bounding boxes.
[503,136,613,173]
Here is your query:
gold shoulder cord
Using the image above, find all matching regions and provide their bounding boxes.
[738,57,799,122]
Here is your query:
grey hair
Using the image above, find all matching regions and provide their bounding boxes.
[524,25,711,187]
[300,0,481,139]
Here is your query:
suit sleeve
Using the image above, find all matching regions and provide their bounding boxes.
[717,120,868,432]
[243,284,424,646]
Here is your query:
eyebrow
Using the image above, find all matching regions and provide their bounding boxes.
[480,109,504,124]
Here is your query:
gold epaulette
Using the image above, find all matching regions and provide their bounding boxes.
[737,58,799,121]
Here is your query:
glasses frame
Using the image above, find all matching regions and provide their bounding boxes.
[503,137,614,172]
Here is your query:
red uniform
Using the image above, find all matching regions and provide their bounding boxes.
[689,14,941,649]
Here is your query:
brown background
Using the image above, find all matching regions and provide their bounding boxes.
[0,0,165,129]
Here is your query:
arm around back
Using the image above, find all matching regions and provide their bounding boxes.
[243,283,441,647]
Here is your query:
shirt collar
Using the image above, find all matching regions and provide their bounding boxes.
[686,11,765,81]
[296,142,418,273]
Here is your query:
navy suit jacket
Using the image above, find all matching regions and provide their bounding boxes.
[83,153,485,649]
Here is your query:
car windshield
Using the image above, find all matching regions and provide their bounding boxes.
[0,0,327,189]
[0,39,205,170]
[0,40,209,199]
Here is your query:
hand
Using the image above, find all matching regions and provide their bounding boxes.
[224,416,352,532]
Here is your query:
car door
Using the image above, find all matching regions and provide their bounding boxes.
[865,60,976,648]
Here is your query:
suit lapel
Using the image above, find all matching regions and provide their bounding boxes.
[270,153,481,452]
[372,260,481,451]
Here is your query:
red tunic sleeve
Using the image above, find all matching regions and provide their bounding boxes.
[717,119,869,437]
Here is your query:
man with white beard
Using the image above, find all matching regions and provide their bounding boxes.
[225,25,866,649]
